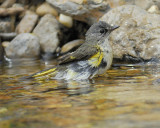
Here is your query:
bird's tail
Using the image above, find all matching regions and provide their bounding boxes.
[23,66,58,80]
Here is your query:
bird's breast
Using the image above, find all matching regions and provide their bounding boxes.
[88,47,103,68]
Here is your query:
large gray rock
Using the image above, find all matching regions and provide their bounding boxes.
[100,5,160,61]
[108,0,135,8]
[33,14,60,53]
[135,0,153,10]
[5,33,40,59]
[108,0,160,10]
[46,0,110,25]
[135,0,160,10]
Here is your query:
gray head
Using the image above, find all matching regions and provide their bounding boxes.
[85,21,119,42]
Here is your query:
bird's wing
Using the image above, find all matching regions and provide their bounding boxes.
[58,44,98,64]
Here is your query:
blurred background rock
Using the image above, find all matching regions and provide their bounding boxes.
[0,0,160,63]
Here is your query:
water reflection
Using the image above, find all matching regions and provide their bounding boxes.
[0,60,160,128]
[25,78,95,96]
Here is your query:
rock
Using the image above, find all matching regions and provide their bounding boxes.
[60,39,84,54]
[33,14,60,53]
[108,0,160,10]
[1,0,16,8]
[29,5,36,12]
[148,5,160,14]
[2,41,10,48]
[135,0,160,10]
[56,47,61,53]
[16,11,38,33]
[59,14,73,28]
[154,0,160,9]
[141,39,160,60]
[0,32,17,41]
[0,0,5,4]
[5,33,40,59]
[135,0,154,10]
[46,0,110,25]
[12,3,24,8]
[0,21,11,33]
[100,5,160,61]
[108,0,135,8]
[0,6,24,16]
[36,2,58,17]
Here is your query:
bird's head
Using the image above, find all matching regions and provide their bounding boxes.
[85,21,119,42]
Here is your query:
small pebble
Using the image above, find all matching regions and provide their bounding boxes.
[61,39,84,54]
[2,41,10,48]
[59,14,73,28]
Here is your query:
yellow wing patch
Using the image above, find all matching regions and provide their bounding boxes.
[88,46,103,67]
[33,68,57,77]
[70,56,76,59]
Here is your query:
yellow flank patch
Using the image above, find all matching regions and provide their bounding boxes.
[70,56,76,59]
[33,68,56,77]
[88,47,103,67]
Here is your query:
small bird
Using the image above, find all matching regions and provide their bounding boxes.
[28,21,119,80]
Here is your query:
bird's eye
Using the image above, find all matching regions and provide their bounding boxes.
[100,29,107,34]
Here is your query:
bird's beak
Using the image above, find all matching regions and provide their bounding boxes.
[112,25,120,31]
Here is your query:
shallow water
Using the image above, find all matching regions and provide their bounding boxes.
[0,60,160,128]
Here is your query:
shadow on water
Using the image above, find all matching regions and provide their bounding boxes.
[0,60,160,128]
